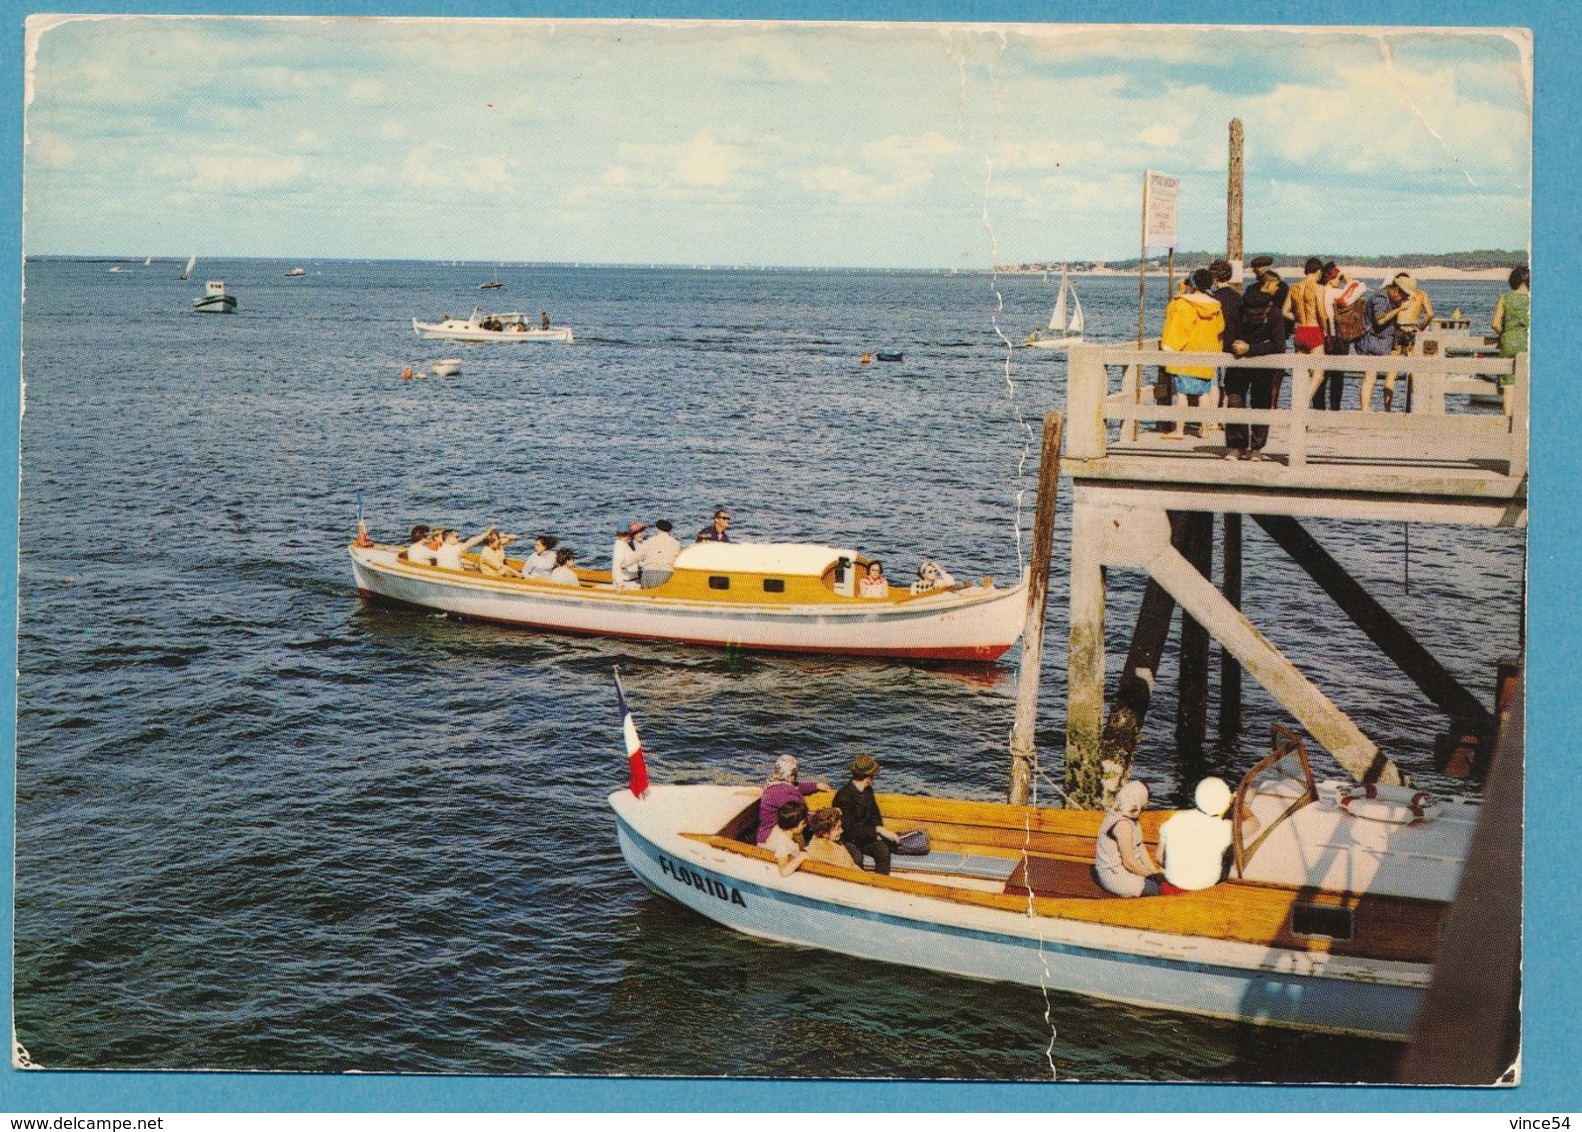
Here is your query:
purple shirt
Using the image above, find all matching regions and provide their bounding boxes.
[756,780,820,844]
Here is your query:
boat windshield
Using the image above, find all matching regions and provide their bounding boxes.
[1230,724,1317,876]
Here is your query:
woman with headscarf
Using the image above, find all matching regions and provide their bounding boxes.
[1160,267,1225,440]
[755,755,832,845]
[1094,780,1165,897]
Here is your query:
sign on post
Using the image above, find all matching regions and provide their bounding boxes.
[1143,171,1180,249]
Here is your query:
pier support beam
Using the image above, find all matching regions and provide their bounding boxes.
[1176,512,1213,752]
[1072,499,1404,786]
[1220,513,1244,734]
[1252,515,1495,735]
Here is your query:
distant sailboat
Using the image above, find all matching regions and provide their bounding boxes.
[179,255,197,281]
[1025,265,1086,350]
[144,256,153,266]
[478,266,503,290]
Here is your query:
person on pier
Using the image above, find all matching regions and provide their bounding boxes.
[1313,263,1354,411]
[1158,777,1235,892]
[1492,266,1530,415]
[1284,258,1327,408]
[697,508,732,543]
[756,755,832,845]
[1226,280,1285,461]
[1356,279,1408,412]
[1095,780,1166,898]
[1160,268,1224,440]
[834,754,898,875]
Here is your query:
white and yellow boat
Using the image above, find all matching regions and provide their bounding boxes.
[349,540,1026,661]
[612,727,1477,1039]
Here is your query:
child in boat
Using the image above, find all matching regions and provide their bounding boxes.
[1095,780,1166,897]
[858,561,890,598]
[1158,776,1234,892]
[756,755,832,845]
[765,799,810,877]
[805,807,858,870]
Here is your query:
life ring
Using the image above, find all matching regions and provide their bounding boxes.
[1338,784,1441,824]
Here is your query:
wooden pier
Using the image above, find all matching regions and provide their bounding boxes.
[1059,341,1526,807]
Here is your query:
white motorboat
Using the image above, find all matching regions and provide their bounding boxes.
[285,267,307,277]
[611,722,1477,1040]
[192,280,236,313]
[412,307,573,343]
[1025,265,1086,350]
[350,538,1025,661]
[430,358,462,377]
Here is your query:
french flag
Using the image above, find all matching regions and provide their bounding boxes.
[613,667,650,799]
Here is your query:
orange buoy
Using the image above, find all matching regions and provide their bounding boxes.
[401,366,414,380]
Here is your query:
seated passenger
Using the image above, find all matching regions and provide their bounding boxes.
[636,520,682,588]
[805,807,858,869]
[756,755,832,844]
[857,560,890,598]
[524,535,560,579]
[435,528,490,571]
[1094,780,1165,897]
[476,528,520,576]
[548,548,581,586]
[834,754,896,874]
[908,560,956,594]
[1158,777,1234,893]
[402,524,432,563]
[611,522,646,589]
[764,799,809,877]
[408,527,443,567]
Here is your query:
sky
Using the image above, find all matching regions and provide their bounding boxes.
[21,17,1532,269]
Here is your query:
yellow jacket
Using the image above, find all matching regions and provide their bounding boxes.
[1161,291,1225,378]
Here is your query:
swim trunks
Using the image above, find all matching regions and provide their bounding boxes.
[1293,325,1325,351]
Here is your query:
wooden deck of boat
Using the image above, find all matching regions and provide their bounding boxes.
[700,793,1444,964]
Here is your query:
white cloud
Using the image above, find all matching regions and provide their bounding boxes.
[190,150,305,190]
[379,120,405,141]
[1136,124,1180,147]
[29,130,75,166]
[348,79,383,103]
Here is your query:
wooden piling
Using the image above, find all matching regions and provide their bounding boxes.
[1009,412,1064,806]
[1175,511,1212,751]
[1226,119,1244,264]
[1220,513,1244,734]
[1064,502,1109,810]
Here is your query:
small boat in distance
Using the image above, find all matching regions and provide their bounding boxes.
[611,722,1478,1040]
[429,358,462,377]
[350,538,1024,661]
[107,265,124,273]
[1025,264,1085,350]
[479,267,504,290]
[285,267,307,277]
[179,255,197,281]
[412,308,573,344]
[144,256,153,266]
[193,280,237,313]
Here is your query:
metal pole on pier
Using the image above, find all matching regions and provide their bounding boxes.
[1009,411,1064,806]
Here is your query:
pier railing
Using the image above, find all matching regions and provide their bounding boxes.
[1064,342,1527,479]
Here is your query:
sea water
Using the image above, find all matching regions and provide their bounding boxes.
[14,259,1523,1080]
